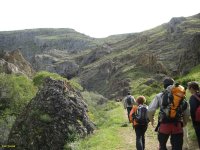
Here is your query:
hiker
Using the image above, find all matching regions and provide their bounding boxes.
[148,77,190,150]
[129,96,149,150]
[123,92,136,122]
[187,81,200,148]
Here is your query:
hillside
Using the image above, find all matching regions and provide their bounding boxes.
[0,28,130,59]
[0,12,200,150]
[0,13,200,99]
[78,13,200,98]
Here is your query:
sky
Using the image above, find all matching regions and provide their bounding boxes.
[0,0,200,38]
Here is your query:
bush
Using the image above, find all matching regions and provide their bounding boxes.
[0,73,37,143]
[0,73,37,116]
[69,78,83,91]
[33,71,67,87]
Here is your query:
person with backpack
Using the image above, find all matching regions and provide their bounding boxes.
[147,77,190,150]
[129,96,149,150]
[188,81,200,148]
[123,92,136,122]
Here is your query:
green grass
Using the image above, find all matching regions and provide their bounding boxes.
[33,71,67,86]
[72,102,127,150]
[179,64,200,81]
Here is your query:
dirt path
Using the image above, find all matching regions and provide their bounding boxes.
[119,109,199,150]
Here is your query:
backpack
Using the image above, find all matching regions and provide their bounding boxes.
[134,104,149,125]
[160,83,187,122]
[126,96,133,105]
[193,94,200,122]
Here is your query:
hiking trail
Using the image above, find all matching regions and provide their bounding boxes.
[119,106,199,150]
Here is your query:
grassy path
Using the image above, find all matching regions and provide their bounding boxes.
[120,108,159,150]
[75,102,199,150]
[121,105,199,150]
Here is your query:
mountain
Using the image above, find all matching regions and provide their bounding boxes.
[0,28,130,59]
[0,13,200,98]
[77,13,200,98]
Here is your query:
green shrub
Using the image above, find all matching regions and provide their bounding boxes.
[69,78,83,91]
[33,71,67,87]
[0,73,37,143]
[0,73,37,116]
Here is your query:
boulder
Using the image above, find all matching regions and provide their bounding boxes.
[7,77,95,150]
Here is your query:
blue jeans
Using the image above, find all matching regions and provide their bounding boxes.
[134,125,147,150]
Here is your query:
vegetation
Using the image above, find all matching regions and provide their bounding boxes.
[71,100,127,150]
[0,73,37,116]
[70,64,200,149]
[33,71,67,87]
[1,13,200,149]
[0,73,37,143]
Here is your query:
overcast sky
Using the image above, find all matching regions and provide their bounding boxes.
[0,0,200,38]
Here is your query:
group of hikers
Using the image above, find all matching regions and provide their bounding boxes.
[123,77,200,150]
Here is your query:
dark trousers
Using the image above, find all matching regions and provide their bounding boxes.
[134,125,147,150]
[194,125,200,148]
[158,132,183,150]
[127,107,132,122]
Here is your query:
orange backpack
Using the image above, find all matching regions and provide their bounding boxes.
[170,84,186,118]
[160,83,187,122]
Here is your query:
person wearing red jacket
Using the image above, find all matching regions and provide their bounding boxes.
[148,77,190,150]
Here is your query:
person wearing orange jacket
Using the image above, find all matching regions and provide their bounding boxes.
[129,96,148,150]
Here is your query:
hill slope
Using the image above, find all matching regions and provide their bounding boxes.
[0,13,200,98]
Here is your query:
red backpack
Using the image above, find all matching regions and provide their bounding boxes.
[193,94,200,122]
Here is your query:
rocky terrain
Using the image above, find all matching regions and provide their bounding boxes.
[0,13,200,99]
[0,49,35,77]
[7,77,95,150]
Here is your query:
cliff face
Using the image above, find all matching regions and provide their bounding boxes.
[7,78,95,150]
[0,29,96,59]
[0,49,35,77]
[178,33,200,74]
[78,13,200,98]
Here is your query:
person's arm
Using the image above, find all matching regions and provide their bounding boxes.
[147,94,160,126]
[129,106,136,123]
[123,97,127,109]
[131,95,136,105]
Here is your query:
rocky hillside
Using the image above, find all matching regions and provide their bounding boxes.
[0,49,35,77]
[0,28,130,59]
[7,77,95,150]
[0,13,200,98]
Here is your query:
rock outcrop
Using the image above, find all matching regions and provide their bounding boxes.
[0,49,35,77]
[0,59,20,74]
[178,33,200,75]
[136,53,168,74]
[32,49,79,79]
[7,77,95,150]
[167,17,186,34]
